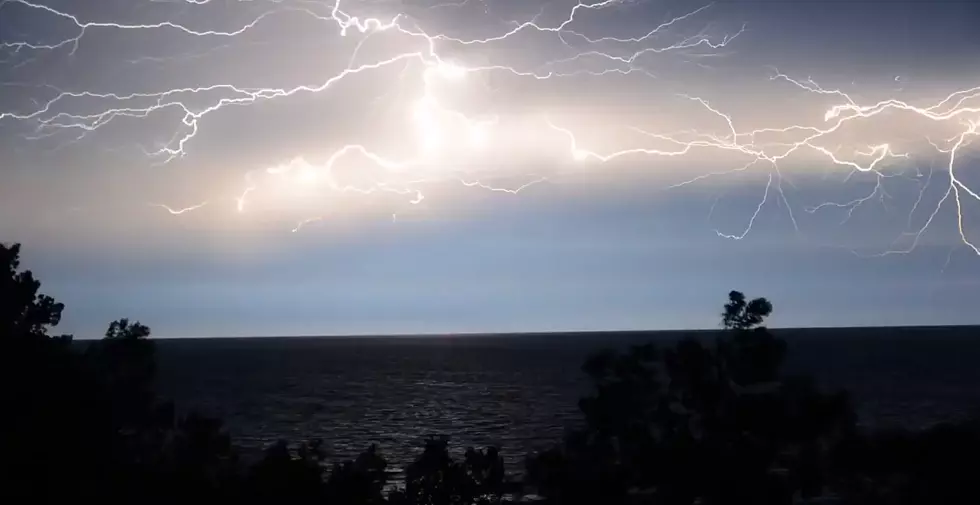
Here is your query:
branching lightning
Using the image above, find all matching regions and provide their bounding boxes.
[1,0,979,258]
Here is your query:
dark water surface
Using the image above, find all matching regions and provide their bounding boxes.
[154,327,980,471]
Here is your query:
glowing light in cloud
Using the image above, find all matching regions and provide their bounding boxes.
[1,0,979,258]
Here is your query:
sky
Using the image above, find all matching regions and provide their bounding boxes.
[2,0,980,338]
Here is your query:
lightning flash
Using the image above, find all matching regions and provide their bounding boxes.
[1,0,979,257]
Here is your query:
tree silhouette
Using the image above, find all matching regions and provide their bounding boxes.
[526,290,853,505]
[0,242,69,341]
[104,317,151,340]
[1,243,90,501]
[721,290,772,331]
[85,317,158,427]
[0,242,240,503]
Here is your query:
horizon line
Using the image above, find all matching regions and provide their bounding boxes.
[68,323,980,341]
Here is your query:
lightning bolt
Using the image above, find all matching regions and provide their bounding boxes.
[1,0,979,260]
[150,201,209,215]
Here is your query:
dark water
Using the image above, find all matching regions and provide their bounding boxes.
[154,327,980,472]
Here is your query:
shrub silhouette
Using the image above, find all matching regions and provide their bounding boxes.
[324,443,389,505]
[246,439,328,503]
[829,419,980,505]
[390,436,512,505]
[463,446,509,503]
